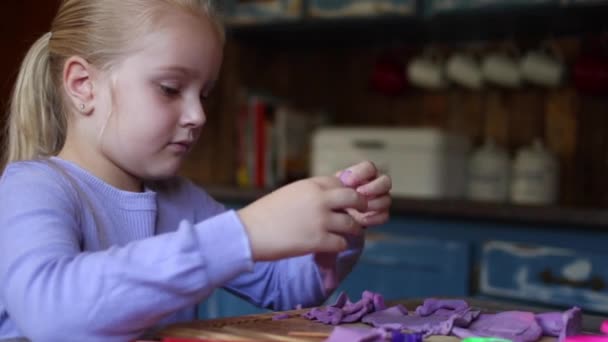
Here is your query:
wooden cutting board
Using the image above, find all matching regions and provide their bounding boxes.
[156,308,559,342]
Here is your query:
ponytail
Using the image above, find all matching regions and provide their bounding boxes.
[3,0,223,168]
[4,32,65,166]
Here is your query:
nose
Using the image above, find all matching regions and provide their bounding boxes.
[181,100,206,128]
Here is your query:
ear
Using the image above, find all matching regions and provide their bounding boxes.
[63,56,95,115]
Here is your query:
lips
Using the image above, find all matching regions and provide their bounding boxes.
[169,140,193,152]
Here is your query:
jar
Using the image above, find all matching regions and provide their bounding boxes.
[510,139,559,205]
[467,139,510,202]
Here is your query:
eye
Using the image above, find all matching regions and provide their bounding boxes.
[159,84,180,97]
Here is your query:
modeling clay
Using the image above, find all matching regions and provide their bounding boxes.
[304,295,582,342]
[451,311,543,342]
[536,307,581,342]
[392,332,424,342]
[363,299,479,336]
[272,313,290,320]
[415,298,469,316]
[302,291,385,325]
[325,326,391,342]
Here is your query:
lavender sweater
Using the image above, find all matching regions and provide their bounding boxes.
[0,158,363,342]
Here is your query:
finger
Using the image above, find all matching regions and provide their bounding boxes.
[325,212,363,236]
[324,188,367,212]
[339,161,378,187]
[356,174,392,197]
[316,233,348,253]
[311,175,344,190]
[365,195,392,212]
[359,212,390,227]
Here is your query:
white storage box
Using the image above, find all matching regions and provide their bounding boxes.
[311,127,471,198]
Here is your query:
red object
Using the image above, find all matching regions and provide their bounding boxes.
[573,55,608,95]
[573,36,608,95]
[563,320,608,342]
[252,98,266,188]
[565,337,608,342]
[370,56,407,96]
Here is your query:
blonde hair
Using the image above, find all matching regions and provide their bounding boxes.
[4,0,222,167]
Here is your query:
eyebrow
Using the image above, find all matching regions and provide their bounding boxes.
[158,66,201,77]
[157,65,217,90]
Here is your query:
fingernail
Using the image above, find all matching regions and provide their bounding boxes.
[356,185,369,195]
[339,170,352,185]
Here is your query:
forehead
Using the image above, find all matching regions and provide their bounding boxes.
[119,10,223,75]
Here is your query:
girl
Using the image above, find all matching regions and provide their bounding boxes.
[0,0,392,341]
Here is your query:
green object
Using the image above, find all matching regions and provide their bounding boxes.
[462,338,513,342]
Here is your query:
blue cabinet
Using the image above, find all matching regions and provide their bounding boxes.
[333,233,470,302]
[480,240,608,313]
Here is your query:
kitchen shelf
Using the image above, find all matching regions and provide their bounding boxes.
[226,2,608,46]
[204,185,608,229]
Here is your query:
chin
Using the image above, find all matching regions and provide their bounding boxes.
[142,162,183,181]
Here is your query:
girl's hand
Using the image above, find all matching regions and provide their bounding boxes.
[337,161,392,227]
[237,176,368,262]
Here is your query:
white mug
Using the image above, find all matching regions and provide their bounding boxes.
[482,52,523,88]
[407,57,447,90]
[520,50,565,87]
[446,52,484,89]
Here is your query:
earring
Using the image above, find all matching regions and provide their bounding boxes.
[79,103,86,112]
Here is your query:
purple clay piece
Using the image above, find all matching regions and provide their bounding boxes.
[560,307,582,342]
[392,332,424,342]
[302,291,386,325]
[373,293,387,311]
[451,311,543,342]
[331,292,350,308]
[302,307,322,319]
[339,170,353,186]
[342,305,374,323]
[272,313,290,320]
[342,299,367,315]
[536,307,582,342]
[361,305,409,331]
[535,312,562,336]
[363,305,478,336]
[415,298,469,316]
[325,326,388,342]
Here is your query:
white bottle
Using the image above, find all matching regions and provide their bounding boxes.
[510,139,559,205]
[467,139,511,202]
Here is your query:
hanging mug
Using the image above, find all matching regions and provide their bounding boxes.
[482,41,523,88]
[520,40,565,88]
[446,47,484,90]
[407,47,448,90]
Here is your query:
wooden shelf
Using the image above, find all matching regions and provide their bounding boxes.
[226,3,608,46]
[204,185,608,229]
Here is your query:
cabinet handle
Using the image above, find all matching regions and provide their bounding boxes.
[353,140,386,150]
[539,268,605,291]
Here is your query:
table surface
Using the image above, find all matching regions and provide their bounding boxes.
[155,298,608,341]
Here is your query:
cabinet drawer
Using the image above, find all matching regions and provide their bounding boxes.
[334,234,470,302]
[480,241,608,313]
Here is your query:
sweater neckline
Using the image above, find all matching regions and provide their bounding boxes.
[48,157,157,211]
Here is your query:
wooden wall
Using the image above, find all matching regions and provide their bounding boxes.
[182,37,608,209]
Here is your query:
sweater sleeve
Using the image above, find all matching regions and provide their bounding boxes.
[187,182,365,311]
[0,165,254,342]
